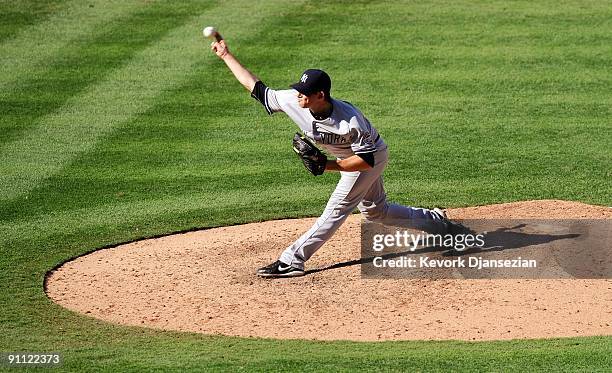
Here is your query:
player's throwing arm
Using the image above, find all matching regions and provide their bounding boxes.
[204,26,259,92]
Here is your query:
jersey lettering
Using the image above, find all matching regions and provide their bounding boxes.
[318,132,349,145]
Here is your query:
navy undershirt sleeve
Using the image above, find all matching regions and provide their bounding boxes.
[356,152,376,168]
[250,80,272,115]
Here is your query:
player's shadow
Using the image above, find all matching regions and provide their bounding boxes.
[305,224,580,275]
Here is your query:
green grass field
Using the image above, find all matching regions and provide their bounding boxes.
[1,0,611,370]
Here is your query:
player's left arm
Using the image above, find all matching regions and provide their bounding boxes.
[326,153,374,172]
[329,118,377,172]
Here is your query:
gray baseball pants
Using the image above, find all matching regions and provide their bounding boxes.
[279,149,447,270]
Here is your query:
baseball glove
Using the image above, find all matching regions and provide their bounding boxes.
[292,133,327,176]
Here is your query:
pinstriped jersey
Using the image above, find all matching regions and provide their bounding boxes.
[253,84,386,159]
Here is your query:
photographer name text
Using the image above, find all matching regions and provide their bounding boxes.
[372,256,537,270]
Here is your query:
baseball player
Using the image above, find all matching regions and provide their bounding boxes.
[210,39,465,278]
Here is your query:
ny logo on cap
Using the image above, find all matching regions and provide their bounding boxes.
[300,74,308,83]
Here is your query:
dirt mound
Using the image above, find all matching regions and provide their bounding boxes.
[46,200,612,341]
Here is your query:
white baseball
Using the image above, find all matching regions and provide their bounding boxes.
[203,26,216,38]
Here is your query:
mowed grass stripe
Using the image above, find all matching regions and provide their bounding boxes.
[0,0,66,42]
[0,1,205,145]
[0,183,322,252]
[0,3,194,146]
[0,0,303,203]
[0,0,144,91]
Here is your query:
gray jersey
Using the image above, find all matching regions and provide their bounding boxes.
[261,88,387,159]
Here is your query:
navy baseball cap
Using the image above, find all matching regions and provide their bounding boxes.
[290,69,331,96]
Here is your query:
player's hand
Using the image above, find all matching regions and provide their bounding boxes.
[211,40,229,58]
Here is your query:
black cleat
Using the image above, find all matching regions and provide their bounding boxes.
[257,260,305,278]
[446,220,475,236]
[432,208,448,220]
[433,208,475,236]
[443,220,478,254]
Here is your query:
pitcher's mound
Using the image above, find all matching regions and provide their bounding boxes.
[46,200,612,341]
